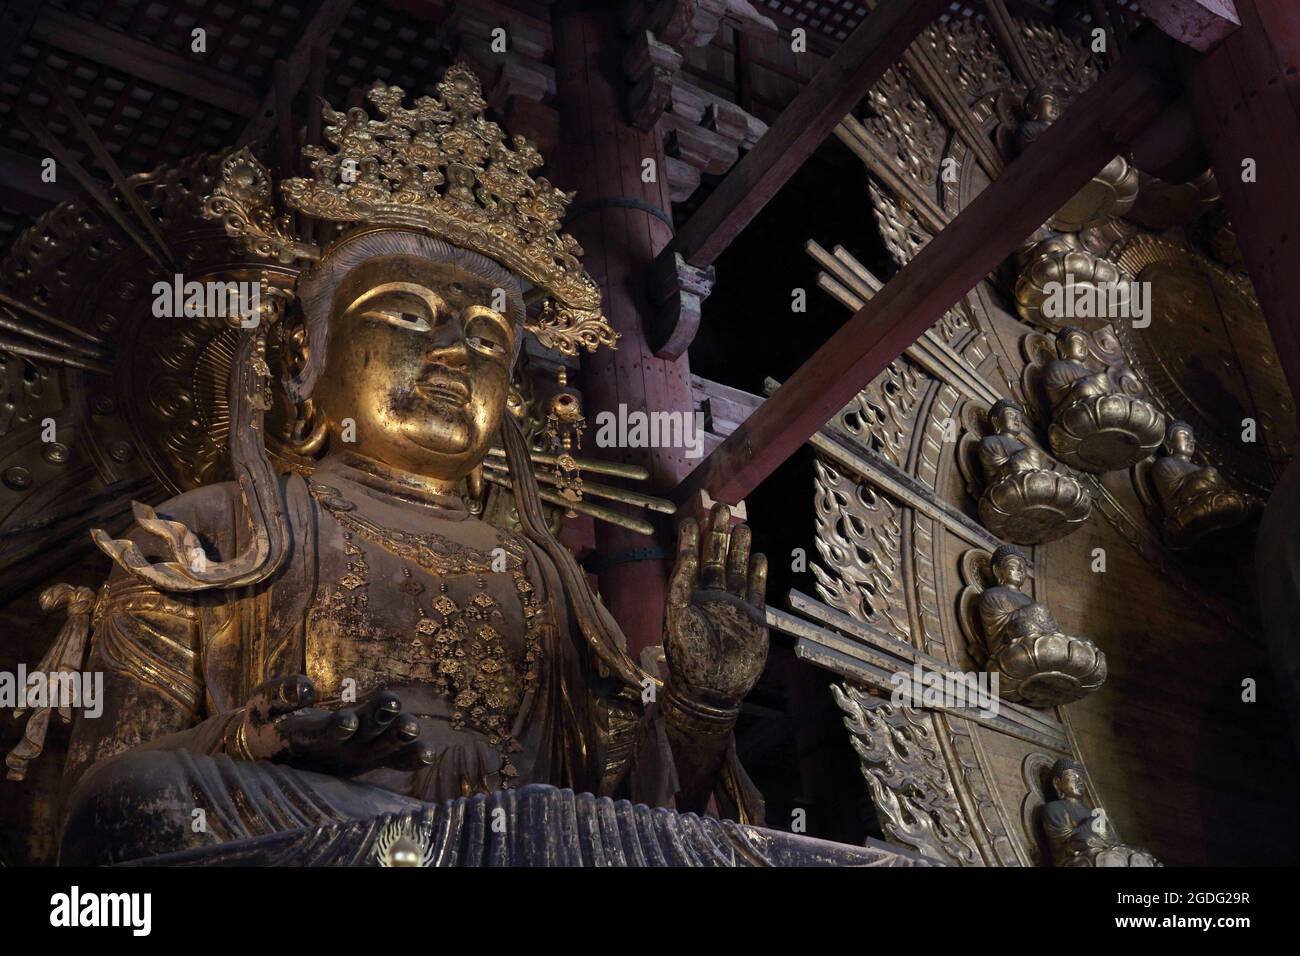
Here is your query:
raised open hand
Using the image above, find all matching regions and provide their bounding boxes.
[664,503,768,709]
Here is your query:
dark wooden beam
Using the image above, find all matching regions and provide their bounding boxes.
[237,0,355,146]
[1087,0,1123,65]
[34,65,177,268]
[1178,0,1300,410]
[985,0,1044,84]
[672,27,1183,510]
[29,7,259,116]
[1140,0,1239,51]
[653,0,951,274]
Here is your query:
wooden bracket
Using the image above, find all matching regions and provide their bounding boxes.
[647,251,715,360]
[624,30,683,131]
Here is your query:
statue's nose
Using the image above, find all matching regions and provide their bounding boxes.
[424,314,469,364]
[425,340,468,366]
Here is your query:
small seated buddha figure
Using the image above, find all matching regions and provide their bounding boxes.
[1151,420,1252,546]
[1013,84,1063,156]
[1043,758,1159,866]
[976,547,1106,707]
[47,69,771,866]
[1010,84,1137,231]
[976,399,1091,545]
[1043,327,1165,473]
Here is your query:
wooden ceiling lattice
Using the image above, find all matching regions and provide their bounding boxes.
[0,0,459,249]
[0,0,1149,250]
[759,0,1145,43]
[1,37,241,166]
[324,0,451,107]
[46,0,311,86]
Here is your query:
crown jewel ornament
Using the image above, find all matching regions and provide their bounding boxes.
[203,63,616,357]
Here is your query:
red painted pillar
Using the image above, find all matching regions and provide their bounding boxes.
[551,2,695,657]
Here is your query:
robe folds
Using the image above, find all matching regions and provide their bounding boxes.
[60,460,762,865]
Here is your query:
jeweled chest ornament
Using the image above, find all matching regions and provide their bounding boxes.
[309,483,545,781]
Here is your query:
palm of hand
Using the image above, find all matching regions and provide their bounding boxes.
[664,503,768,707]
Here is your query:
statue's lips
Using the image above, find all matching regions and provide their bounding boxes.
[414,370,471,404]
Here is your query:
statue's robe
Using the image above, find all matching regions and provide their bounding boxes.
[1043,358,1107,411]
[977,435,1046,483]
[1042,798,1158,867]
[1151,453,1224,511]
[976,585,1041,656]
[59,458,762,865]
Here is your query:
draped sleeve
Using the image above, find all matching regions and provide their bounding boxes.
[521,539,765,824]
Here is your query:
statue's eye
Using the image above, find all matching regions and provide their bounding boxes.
[467,324,506,354]
[364,306,431,332]
[349,283,437,332]
[464,305,510,356]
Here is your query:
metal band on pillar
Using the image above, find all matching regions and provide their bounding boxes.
[563,197,676,233]
[582,546,675,575]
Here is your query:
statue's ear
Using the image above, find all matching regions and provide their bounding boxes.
[465,464,484,515]
[266,320,329,466]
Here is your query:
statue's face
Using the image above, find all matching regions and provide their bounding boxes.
[312,254,516,482]
[1060,332,1088,360]
[995,406,1023,436]
[994,554,1026,588]
[1030,91,1061,122]
[1169,426,1194,457]
[1054,767,1085,799]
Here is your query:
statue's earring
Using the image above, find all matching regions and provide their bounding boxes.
[283,398,330,457]
[506,386,527,420]
[543,368,585,518]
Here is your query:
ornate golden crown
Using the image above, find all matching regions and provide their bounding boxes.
[204,64,615,356]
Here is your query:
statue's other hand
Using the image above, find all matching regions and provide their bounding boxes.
[664,503,769,709]
[239,676,434,775]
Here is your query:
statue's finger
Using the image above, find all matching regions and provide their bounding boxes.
[390,741,436,771]
[353,691,402,741]
[331,709,360,739]
[272,675,316,715]
[367,714,422,762]
[726,524,751,596]
[667,518,699,607]
[701,503,731,589]
[278,707,356,755]
[247,675,314,721]
[678,515,700,557]
[747,553,768,610]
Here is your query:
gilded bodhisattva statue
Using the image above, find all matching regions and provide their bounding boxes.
[53,67,769,865]
[1003,84,1138,232]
